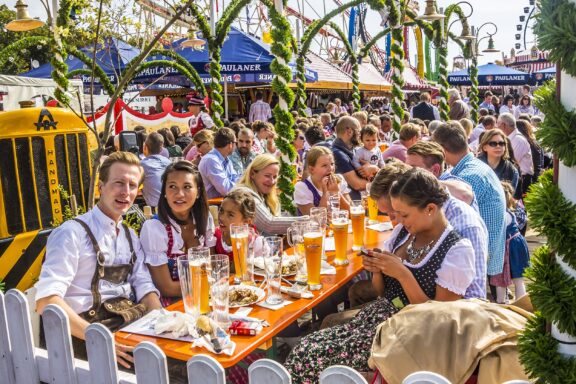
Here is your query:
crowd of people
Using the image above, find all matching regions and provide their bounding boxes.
[34,85,545,382]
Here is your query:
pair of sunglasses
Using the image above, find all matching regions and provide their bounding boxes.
[488,141,506,147]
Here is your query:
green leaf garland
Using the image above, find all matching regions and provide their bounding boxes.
[524,170,576,270]
[269,2,297,214]
[534,0,576,78]
[532,81,576,167]
[525,246,576,336]
[518,313,576,383]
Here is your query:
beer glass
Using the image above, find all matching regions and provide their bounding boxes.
[287,221,308,285]
[264,236,283,305]
[310,207,328,259]
[327,192,340,220]
[231,224,250,284]
[303,222,324,291]
[367,196,379,224]
[350,200,365,251]
[209,254,230,329]
[188,247,210,315]
[177,255,198,317]
[332,209,350,265]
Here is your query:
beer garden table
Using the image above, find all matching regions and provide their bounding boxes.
[115,219,392,367]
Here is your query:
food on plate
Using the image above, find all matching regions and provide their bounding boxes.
[229,287,259,306]
[196,315,213,333]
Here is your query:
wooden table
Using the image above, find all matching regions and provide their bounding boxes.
[208,197,224,206]
[116,222,391,367]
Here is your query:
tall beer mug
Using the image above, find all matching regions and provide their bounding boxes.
[188,247,210,315]
[350,200,365,251]
[303,221,324,291]
[332,209,350,265]
[231,224,250,284]
[310,207,328,259]
[287,221,308,285]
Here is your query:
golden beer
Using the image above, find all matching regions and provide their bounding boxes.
[350,206,365,250]
[191,261,210,314]
[304,231,323,290]
[367,196,379,223]
[332,219,349,265]
[231,233,249,282]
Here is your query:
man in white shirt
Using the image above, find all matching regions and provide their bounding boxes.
[35,152,161,368]
[498,113,533,179]
[249,91,272,123]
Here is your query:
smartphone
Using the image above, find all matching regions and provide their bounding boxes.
[358,247,372,257]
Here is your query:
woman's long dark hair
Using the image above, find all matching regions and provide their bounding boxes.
[157,160,209,240]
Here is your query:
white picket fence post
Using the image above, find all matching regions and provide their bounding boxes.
[5,289,40,384]
[134,341,170,384]
[85,323,120,384]
[42,304,78,384]
[187,354,226,384]
[0,291,16,384]
[248,359,292,384]
[320,366,368,384]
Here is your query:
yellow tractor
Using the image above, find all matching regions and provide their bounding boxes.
[0,108,92,290]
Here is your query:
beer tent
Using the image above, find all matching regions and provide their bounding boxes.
[447,63,530,86]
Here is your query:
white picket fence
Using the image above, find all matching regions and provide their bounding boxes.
[3,288,527,384]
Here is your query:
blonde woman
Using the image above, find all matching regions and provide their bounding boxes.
[184,129,214,165]
[233,154,304,235]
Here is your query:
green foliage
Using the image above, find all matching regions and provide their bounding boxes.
[524,170,576,269]
[534,0,576,78]
[0,5,51,75]
[519,313,576,383]
[532,81,576,167]
[123,211,144,234]
[51,185,86,227]
[525,246,576,335]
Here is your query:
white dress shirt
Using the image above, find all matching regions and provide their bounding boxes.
[508,128,534,175]
[35,206,159,314]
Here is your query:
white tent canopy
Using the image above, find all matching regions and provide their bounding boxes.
[0,75,83,112]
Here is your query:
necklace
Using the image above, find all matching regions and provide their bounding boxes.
[406,235,436,263]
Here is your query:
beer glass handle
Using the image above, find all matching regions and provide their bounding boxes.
[287,227,295,247]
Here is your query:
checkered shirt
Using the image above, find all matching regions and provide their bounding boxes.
[442,153,506,276]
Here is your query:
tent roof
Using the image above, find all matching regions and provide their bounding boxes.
[357,62,392,91]
[534,66,556,74]
[449,63,529,77]
[22,37,139,79]
[384,62,430,90]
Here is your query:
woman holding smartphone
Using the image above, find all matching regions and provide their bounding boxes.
[285,168,476,383]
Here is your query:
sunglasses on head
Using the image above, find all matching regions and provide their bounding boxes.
[488,141,506,147]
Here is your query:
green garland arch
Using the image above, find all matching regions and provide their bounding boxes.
[468,55,479,124]
[147,49,207,96]
[524,170,576,270]
[131,60,207,97]
[0,36,51,71]
[269,1,297,213]
[534,0,576,78]
[518,313,576,383]
[295,0,385,118]
[525,246,576,336]
[66,69,116,95]
[386,0,406,133]
[67,46,117,96]
[51,0,76,106]
[532,81,576,167]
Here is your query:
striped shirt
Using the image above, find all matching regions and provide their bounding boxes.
[442,153,506,276]
[443,195,488,299]
[249,100,272,123]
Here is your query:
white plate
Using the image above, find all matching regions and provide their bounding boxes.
[228,286,266,308]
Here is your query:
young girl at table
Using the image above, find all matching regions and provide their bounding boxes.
[490,182,530,303]
[214,189,264,265]
[294,146,351,216]
[139,160,216,306]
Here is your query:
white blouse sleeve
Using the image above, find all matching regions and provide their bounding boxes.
[139,219,170,266]
[435,237,476,296]
[204,214,217,248]
[294,180,314,206]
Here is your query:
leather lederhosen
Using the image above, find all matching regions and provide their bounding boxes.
[74,218,147,332]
